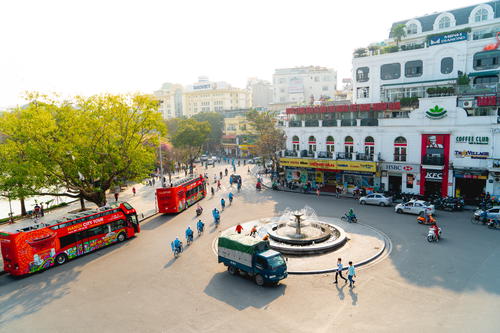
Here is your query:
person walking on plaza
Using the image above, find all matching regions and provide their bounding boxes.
[114,192,119,201]
[235,223,243,234]
[132,187,136,196]
[334,258,347,284]
[347,261,356,287]
[40,203,44,217]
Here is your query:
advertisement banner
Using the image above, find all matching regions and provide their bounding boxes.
[428,31,467,46]
[420,134,450,196]
[280,158,376,172]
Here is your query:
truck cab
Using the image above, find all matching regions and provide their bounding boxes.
[254,250,288,284]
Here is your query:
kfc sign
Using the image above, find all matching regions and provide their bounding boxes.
[425,171,443,181]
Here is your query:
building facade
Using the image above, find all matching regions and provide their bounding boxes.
[182,77,251,117]
[247,78,273,108]
[273,66,337,104]
[220,109,257,157]
[154,83,183,119]
[280,2,500,203]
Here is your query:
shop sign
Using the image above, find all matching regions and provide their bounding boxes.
[454,150,490,159]
[381,163,420,173]
[425,171,443,181]
[455,136,489,145]
[425,105,447,119]
[279,157,376,172]
[429,31,467,46]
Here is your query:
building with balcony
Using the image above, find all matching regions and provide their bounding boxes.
[273,66,337,104]
[352,0,500,111]
[220,109,257,157]
[182,76,252,117]
[281,93,498,203]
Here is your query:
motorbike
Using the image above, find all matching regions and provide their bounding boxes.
[171,242,183,258]
[197,225,204,236]
[427,227,442,242]
[256,182,262,191]
[214,215,220,227]
[186,234,193,245]
[341,214,357,223]
[272,182,279,190]
[196,207,203,216]
[417,215,437,225]
[487,218,500,230]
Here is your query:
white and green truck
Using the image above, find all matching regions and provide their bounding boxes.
[217,234,287,286]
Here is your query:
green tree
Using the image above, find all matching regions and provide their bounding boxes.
[0,93,166,207]
[353,47,367,58]
[391,23,407,47]
[170,118,211,173]
[246,110,285,169]
[192,112,224,152]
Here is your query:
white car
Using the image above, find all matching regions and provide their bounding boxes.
[359,193,392,207]
[200,155,208,162]
[395,200,435,216]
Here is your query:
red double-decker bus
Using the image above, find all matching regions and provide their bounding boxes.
[0,202,139,276]
[156,175,206,214]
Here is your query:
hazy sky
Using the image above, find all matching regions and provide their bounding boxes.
[0,0,476,107]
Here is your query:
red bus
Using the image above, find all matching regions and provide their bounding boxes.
[0,202,139,276]
[156,175,206,213]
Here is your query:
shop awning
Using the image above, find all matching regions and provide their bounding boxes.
[468,70,500,77]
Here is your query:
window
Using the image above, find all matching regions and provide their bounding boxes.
[356,67,369,82]
[407,23,418,35]
[474,50,500,70]
[438,16,451,29]
[364,136,374,159]
[59,233,78,249]
[323,76,331,81]
[405,60,423,77]
[475,8,488,22]
[441,57,454,74]
[308,136,316,153]
[292,135,300,151]
[474,75,499,84]
[345,136,354,157]
[322,86,329,91]
[326,136,334,153]
[314,76,320,82]
[111,219,127,231]
[394,136,407,162]
[280,88,285,93]
[381,63,401,80]
[357,87,369,99]
[279,78,286,84]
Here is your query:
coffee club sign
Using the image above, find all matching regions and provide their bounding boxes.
[455,136,489,145]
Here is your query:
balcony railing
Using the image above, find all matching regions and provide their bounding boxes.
[317,151,332,159]
[341,119,357,127]
[357,153,374,161]
[289,120,302,127]
[322,119,337,127]
[394,154,407,162]
[336,152,353,160]
[457,83,499,96]
[284,150,298,157]
[360,118,378,126]
[304,120,319,127]
[300,150,314,158]
[422,155,444,165]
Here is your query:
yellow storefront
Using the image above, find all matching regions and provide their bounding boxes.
[280,157,378,191]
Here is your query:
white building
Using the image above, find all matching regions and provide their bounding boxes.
[154,83,183,119]
[273,66,337,104]
[182,77,251,117]
[247,78,273,108]
[280,2,500,203]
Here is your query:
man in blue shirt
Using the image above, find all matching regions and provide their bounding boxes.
[334,258,347,284]
[347,261,356,287]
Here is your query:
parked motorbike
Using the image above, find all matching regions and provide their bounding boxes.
[427,226,442,242]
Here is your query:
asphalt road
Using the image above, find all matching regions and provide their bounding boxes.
[1,162,499,333]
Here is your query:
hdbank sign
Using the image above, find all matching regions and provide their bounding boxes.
[429,31,467,46]
[280,158,376,172]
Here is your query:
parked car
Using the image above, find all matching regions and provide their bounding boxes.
[211,156,220,162]
[395,200,435,216]
[359,193,392,207]
[473,206,500,220]
[200,154,208,162]
[206,158,215,165]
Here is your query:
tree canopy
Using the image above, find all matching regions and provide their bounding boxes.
[391,24,407,46]
[192,112,224,152]
[0,93,166,207]
[170,118,211,172]
[246,110,285,167]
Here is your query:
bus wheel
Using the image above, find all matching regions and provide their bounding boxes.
[55,253,68,265]
[117,233,127,242]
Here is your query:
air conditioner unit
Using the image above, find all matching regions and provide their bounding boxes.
[460,100,474,108]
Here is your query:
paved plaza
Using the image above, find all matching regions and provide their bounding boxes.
[1,163,500,332]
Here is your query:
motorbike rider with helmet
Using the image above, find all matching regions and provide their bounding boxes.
[185,226,194,243]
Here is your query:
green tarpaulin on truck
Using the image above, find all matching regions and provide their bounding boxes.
[218,234,269,254]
